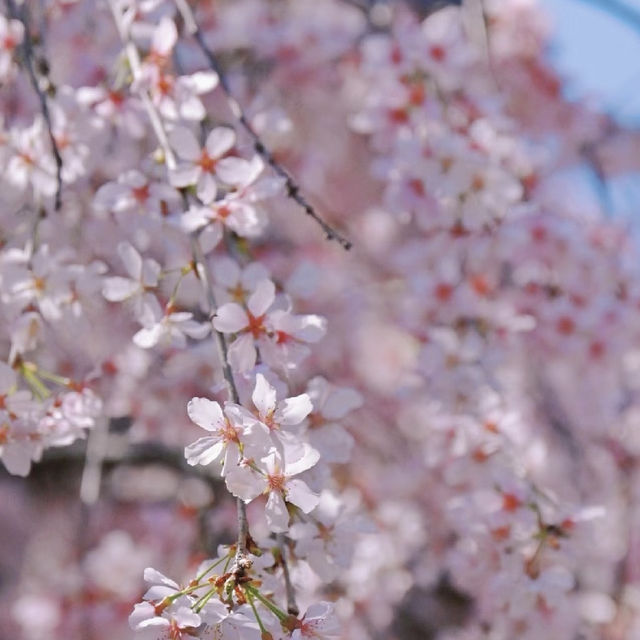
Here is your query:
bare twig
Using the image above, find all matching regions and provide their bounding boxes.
[174,0,352,250]
[5,0,63,210]
[276,533,299,615]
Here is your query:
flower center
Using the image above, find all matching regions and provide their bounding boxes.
[267,473,285,492]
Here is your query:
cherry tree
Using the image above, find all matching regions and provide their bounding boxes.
[1,0,640,639]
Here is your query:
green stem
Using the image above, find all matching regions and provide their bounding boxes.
[195,552,231,583]
[37,368,71,386]
[21,367,50,400]
[192,587,217,613]
[245,589,268,633]
[244,585,288,622]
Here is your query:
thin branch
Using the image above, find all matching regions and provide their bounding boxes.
[276,533,299,615]
[174,0,353,250]
[6,0,63,210]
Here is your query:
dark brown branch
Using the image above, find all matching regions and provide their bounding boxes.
[276,533,299,615]
[6,0,63,210]
[174,0,352,250]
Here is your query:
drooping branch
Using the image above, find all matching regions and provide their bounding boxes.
[106,0,251,577]
[5,0,63,210]
[276,533,299,615]
[174,0,353,250]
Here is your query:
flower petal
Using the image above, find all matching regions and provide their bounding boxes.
[286,479,319,514]
[187,397,224,431]
[247,279,275,317]
[168,125,201,161]
[276,393,313,425]
[252,373,276,419]
[216,156,261,187]
[265,490,289,532]
[213,303,248,333]
[205,127,235,158]
[184,436,224,467]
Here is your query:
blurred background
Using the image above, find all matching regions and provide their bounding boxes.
[542,0,640,230]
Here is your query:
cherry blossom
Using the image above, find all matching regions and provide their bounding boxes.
[168,125,257,203]
[0,14,23,80]
[226,446,320,532]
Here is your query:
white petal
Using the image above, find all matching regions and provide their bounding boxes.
[213,303,248,333]
[141,259,161,288]
[265,490,289,532]
[174,606,201,628]
[168,126,201,161]
[276,394,313,425]
[187,397,224,431]
[252,373,276,419]
[129,602,155,629]
[247,279,275,317]
[205,127,235,158]
[152,17,177,56]
[227,333,257,372]
[1,442,32,477]
[199,223,223,253]
[180,319,210,340]
[196,172,218,203]
[224,465,264,501]
[286,479,319,513]
[179,95,206,122]
[184,71,219,94]
[133,324,163,348]
[144,567,179,589]
[170,163,200,187]
[144,585,178,601]
[118,242,142,278]
[184,437,224,467]
[285,443,320,476]
[322,388,363,420]
[93,182,128,211]
[102,277,138,301]
[216,156,261,187]
[293,315,327,343]
[181,206,211,232]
